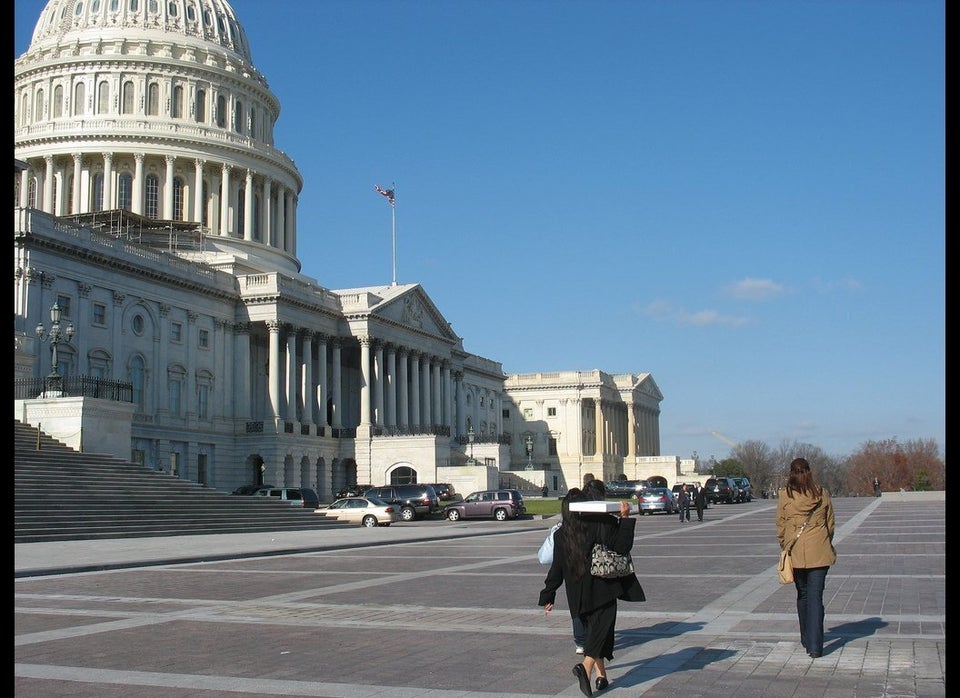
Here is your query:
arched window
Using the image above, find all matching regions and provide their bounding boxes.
[118,172,133,210]
[66,174,74,214]
[171,84,183,118]
[28,176,39,208]
[145,173,159,218]
[249,108,257,140]
[73,82,85,116]
[97,81,110,114]
[121,81,135,114]
[130,355,146,411]
[215,94,226,128]
[234,99,243,133]
[173,176,184,220]
[91,173,103,211]
[146,83,159,116]
[195,88,206,122]
[167,365,186,416]
[20,90,29,126]
[34,88,45,121]
[52,85,63,117]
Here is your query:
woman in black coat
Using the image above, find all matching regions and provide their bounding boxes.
[539,480,646,696]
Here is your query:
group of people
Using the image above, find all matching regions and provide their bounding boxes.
[538,461,836,695]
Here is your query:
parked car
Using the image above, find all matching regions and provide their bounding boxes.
[670,483,698,501]
[428,483,457,501]
[443,489,526,521]
[252,487,320,509]
[231,483,273,496]
[362,484,441,521]
[317,496,399,527]
[704,477,739,504]
[731,477,753,502]
[637,487,678,515]
[605,480,648,498]
[335,484,373,499]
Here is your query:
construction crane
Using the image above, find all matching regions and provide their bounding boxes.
[709,430,738,447]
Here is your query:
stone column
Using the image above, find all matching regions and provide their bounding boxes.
[301,330,314,426]
[386,344,397,428]
[261,176,272,244]
[234,322,252,422]
[132,153,145,215]
[72,153,83,214]
[397,347,409,430]
[420,354,431,426]
[275,184,286,251]
[102,153,113,210]
[193,159,204,224]
[285,326,297,421]
[266,320,282,421]
[316,334,328,431]
[244,169,254,240]
[164,155,175,219]
[43,156,54,213]
[409,350,421,428]
[331,338,342,429]
[373,340,384,427]
[359,336,371,426]
[219,163,231,236]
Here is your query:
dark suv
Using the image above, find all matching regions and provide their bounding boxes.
[428,483,457,501]
[705,477,738,504]
[443,489,525,521]
[731,477,753,502]
[363,484,440,521]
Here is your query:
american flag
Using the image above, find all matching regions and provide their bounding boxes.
[375,184,395,207]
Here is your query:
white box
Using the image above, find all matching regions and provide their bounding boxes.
[569,501,638,514]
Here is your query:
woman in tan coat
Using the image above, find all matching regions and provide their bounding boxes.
[776,457,836,658]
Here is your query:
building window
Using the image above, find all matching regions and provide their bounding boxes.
[146,82,159,116]
[547,407,557,417]
[56,294,72,318]
[234,99,243,133]
[92,173,103,211]
[121,80,135,114]
[34,88,45,121]
[171,84,183,118]
[195,88,206,123]
[237,187,244,234]
[215,94,226,128]
[198,328,209,348]
[197,380,210,419]
[118,173,133,210]
[92,302,107,326]
[52,85,63,117]
[97,81,109,114]
[502,408,510,419]
[171,321,182,343]
[145,173,159,218]
[168,374,182,416]
[548,437,558,456]
[73,82,85,116]
[523,407,534,419]
[197,452,207,486]
[173,176,184,220]
[132,313,145,335]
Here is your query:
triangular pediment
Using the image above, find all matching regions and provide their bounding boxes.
[335,283,459,342]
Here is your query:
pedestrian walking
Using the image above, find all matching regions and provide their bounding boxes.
[693,482,707,521]
[776,457,837,658]
[539,479,646,695]
[677,484,691,523]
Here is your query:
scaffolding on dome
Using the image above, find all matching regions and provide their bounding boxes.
[65,209,209,253]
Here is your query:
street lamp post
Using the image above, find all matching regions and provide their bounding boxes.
[467,425,475,464]
[35,302,75,395]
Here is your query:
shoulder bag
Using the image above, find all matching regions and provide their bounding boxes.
[589,519,634,578]
[778,502,820,584]
[538,522,561,565]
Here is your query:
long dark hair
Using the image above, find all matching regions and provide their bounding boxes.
[559,489,591,579]
[785,457,823,498]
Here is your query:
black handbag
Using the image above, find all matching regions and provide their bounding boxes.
[590,542,634,578]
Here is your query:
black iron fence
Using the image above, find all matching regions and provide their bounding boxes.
[14,376,134,402]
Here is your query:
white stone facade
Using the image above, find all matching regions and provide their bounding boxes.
[13,1,666,500]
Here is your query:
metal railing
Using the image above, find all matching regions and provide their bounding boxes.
[14,376,133,402]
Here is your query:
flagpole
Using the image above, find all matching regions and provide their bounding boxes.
[390,181,397,286]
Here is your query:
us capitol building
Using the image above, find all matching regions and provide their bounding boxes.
[14,0,684,500]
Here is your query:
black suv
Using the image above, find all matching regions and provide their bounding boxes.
[705,477,739,504]
[428,483,457,501]
[335,484,373,498]
[363,484,441,521]
[731,477,753,502]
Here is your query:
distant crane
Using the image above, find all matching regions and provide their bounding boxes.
[709,430,738,448]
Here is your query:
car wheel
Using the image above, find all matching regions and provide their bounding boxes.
[400,506,416,521]
[361,515,378,527]
[494,508,508,521]
[446,509,462,521]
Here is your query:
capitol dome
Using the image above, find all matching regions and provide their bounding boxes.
[15,0,304,276]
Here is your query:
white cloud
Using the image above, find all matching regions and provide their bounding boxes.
[725,278,785,301]
[636,299,751,327]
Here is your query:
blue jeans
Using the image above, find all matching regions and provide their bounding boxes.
[572,614,585,648]
[794,566,829,653]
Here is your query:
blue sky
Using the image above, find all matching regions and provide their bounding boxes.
[15,0,945,464]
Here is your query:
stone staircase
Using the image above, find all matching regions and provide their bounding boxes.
[14,419,350,543]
